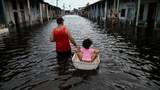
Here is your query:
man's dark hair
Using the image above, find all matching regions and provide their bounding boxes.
[56,17,64,24]
[82,38,93,49]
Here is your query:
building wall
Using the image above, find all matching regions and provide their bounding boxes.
[42,4,47,20]
[156,3,160,27]
[143,4,148,24]
[24,1,30,24]
[139,0,160,27]
[79,0,160,28]
[119,2,136,21]
[87,1,105,22]
[3,0,44,26]
[1,0,62,27]
[30,3,40,24]
[139,1,149,25]
[4,0,30,25]
[118,0,159,27]
[0,0,5,24]
[4,0,14,25]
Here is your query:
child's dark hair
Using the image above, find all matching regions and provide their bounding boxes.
[82,38,93,49]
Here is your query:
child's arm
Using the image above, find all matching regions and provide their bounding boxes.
[91,49,99,62]
[65,27,77,47]
[75,48,83,61]
[76,52,83,61]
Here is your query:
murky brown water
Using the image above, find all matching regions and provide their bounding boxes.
[0,15,160,90]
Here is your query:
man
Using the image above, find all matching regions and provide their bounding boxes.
[50,17,77,65]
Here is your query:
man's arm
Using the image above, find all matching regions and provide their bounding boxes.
[50,31,54,42]
[65,28,77,47]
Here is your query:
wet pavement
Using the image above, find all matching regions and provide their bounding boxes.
[0,15,160,90]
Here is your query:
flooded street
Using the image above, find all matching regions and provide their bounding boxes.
[0,15,160,90]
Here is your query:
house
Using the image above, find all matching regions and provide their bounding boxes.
[79,0,106,25]
[0,0,62,28]
[0,0,43,27]
[80,0,160,30]
[115,0,160,30]
[0,0,6,26]
[136,0,160,29]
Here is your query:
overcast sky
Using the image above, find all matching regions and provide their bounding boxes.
[44,0,100,10]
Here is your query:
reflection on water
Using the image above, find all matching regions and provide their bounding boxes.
[0,15,160,90]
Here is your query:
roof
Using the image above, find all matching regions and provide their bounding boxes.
[89,0,104,6]
[41,1,61,10]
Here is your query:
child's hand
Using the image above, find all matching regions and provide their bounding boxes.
[76,45,80,50]
[75,46,80,52]
[75,47,80,53]
[94,49,99,54]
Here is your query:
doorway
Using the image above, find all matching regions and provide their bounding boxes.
[0,0,5,24]
[147,3,157,29]
[13,12,20,27]
[146,2,157,41]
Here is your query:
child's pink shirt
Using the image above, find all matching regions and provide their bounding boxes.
[80,48,94,61]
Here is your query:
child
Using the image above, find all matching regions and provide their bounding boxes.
[76,38,99,62]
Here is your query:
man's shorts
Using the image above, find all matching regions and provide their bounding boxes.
[56,50,72,61]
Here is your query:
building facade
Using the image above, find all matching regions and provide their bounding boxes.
[80,0,160,29]
[0,0,62,28]
[0,0,6,27]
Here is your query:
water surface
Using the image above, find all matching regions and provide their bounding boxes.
[0,15,160,90]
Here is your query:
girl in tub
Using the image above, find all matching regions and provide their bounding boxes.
[76,38,99,62]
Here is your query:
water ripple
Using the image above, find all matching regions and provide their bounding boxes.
[0,15,159,90]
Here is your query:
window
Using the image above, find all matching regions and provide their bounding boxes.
[19,2,24,9]
[139,4,144,20]
[121,9,126,17]
[12,0,17,10]
[37,4,39,10]
[0,0,4,23]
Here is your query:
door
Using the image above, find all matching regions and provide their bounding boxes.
[127,8,132,20]
[21,11,26,24]
[13,12,20,27]
[147,3,157,28]
[0,0,5,24]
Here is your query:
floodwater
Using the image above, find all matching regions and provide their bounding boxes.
[0,15,160,90]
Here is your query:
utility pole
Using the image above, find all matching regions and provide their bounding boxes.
[136,0,141,26]
[104,0,107,29]
[69,5,71,10]
[114,0,116,10]
[63,3,65,10]
[27,0,32,25]
[56,0,58,7]
[63,3,65,15]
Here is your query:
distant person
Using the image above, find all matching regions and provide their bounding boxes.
[111,10,119,24]
[50,17,78,65]
[111,9,119,31]
[76,38,99,62]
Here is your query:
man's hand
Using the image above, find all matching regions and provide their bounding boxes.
[75,45,80,53]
